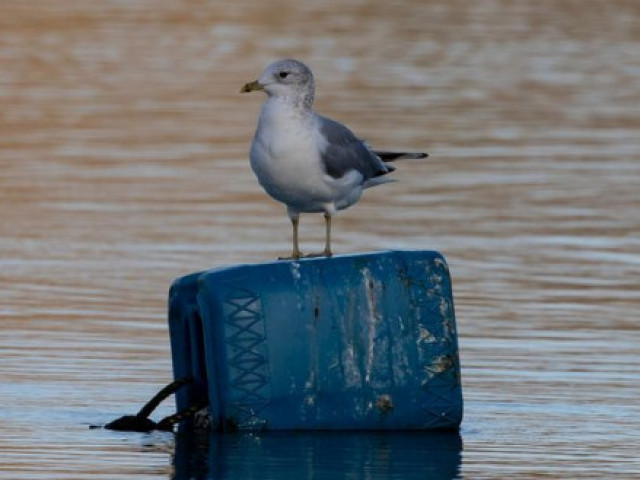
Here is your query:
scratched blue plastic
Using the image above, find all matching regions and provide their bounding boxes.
[168,250,463,431]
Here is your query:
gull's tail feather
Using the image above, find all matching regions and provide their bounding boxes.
[374,151,429,161]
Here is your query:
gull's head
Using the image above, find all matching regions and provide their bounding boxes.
[241,59,315,108]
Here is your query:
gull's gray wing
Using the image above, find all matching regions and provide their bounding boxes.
[317,115,393,181]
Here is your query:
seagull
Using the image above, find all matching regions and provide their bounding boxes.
[241,59,428,259]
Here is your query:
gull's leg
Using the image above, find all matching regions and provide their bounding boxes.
[323,213,333,257]
[291,214,302,259]
[305,212,334,258]
[279,210,302,260]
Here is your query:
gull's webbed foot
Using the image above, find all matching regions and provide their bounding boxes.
[300,249,332,259]
[279,248,303,261]
[278,254,301,261]
[278,250,333,260]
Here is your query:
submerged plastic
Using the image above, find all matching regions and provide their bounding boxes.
[168,250,463,431]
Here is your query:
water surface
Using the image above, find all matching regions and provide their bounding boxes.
[1,1,639,478]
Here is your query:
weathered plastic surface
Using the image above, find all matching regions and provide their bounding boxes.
[168,250,463,431]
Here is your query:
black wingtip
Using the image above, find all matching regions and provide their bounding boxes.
[373,151,429,161]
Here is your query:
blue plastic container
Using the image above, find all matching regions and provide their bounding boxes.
[168,250,462,431]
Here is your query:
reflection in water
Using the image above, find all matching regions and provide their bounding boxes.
[173,431,462,480]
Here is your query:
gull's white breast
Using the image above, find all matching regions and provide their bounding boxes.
[250,99,351,213]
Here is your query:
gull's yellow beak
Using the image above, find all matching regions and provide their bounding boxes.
[240,80,263,93]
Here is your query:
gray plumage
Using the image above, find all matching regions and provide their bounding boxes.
[318,115,394,180]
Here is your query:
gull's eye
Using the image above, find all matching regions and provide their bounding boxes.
[279,71,289,79]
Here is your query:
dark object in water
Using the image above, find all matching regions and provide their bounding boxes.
[93,377,205,432]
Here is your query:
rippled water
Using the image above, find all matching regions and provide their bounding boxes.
[1,1,639,478]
